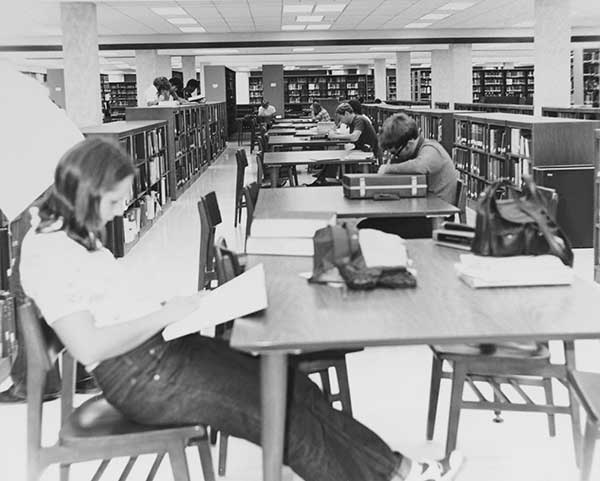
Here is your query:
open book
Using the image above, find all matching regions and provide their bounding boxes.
[162,264,268,341]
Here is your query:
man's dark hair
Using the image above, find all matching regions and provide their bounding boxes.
[335,103,354,115]
[348,99,362,115]
[379,113,420,151]
[169,77,184,91]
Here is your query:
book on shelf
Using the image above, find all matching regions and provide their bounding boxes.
[162,263,268,341]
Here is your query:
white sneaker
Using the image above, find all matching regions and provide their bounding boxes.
[404,450,464,481]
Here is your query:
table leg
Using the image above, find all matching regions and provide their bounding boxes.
[261,352,288,481]
[361,162,370,174]
[269,166,280,189]
[564,340,582,467]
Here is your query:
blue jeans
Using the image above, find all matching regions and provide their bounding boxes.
[93,333,401,481]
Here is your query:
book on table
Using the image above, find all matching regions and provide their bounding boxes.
[162,264,268,341]
[246,211,336,256]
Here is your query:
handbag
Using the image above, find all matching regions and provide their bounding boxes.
[471,177,573,266]
[309,223,417,290]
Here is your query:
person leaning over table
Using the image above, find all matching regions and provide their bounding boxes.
[143,76,176,106]
[310,100,331,122]
[19,137,464,481]
[357,113,457,238]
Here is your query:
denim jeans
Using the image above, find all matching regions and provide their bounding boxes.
[93,333,401,481]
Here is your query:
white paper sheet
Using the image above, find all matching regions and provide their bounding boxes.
[358,229,408,268]
[162,264,268,341]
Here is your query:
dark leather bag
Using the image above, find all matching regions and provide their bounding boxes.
[471,178,573,267]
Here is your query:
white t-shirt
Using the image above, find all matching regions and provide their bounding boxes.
[143,85,159,105]
[258,105,276,117]
[20,223,162,328]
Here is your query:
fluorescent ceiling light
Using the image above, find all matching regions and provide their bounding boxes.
[282,24,306,30]
[293,47,315,52]
[314,3,346,13]
[283,4,314,13]
[420,13,451,20]
[404,22,432,28]
[437,2,476,10]
[368,46,408,51]
[179,26,206,33]
[193,48,239,54]
[296,15,324,22]
[168,17,197,25]
[328,65,343,69]
[306,24,331,30]
[151,7,187,16]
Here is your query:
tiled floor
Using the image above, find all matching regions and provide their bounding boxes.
[1,142,599,481]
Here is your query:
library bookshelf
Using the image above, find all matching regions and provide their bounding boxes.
[100,75,137,122]
[594,129,600,280]
[584,48,599,107]
[81,120,169,257]
[125,102,227,200]
[542,106,600,120]
[249,74,263,105]
[472,67,534,103]
[454,102,533,116]
[453,112,600,246]
[409,108,465,155]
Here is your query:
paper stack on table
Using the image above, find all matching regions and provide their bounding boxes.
[455,254,574,288]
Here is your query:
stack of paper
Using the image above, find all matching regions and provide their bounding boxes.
[358,229,408,268]
[246,211,336,256]
[455,254,574,288]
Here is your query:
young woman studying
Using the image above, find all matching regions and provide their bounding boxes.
[19,138,463,481]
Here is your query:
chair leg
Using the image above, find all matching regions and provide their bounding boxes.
[318,369,333,405]
[334,361,353,415]
[196,437,216,481]
[446,362,467,456]
[233,202,238,227]
[492,389,504,424]
[542,377,556,437]
[146,454,165,481]
[168,441,191,481]
[566,341,583,468]
[210,426,218,445]
[59,464,70,481]
[581,417,598,481]
[426,355,443,441]
[218,432,229,476]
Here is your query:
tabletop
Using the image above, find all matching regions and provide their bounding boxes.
[254,187,458,218]
[230,240,600,353]
[263,150,374,166]
[268,123,317,130]
[267,136,346,148]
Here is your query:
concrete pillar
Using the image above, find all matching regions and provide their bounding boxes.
[181,56,196,87]
[374,58,386,101]
[395,52,411,101]
[534,0,571,115]
[157,55,172,78]
[60,2,102,127]
[262,64,284,114]
[236,71,250,104]
[135,50,158,106]
[572,47,584,105]
[431,45,472,108]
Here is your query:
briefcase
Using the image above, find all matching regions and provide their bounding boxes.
[342,174,427,199]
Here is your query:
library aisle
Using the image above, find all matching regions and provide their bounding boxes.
[1,142,599,481]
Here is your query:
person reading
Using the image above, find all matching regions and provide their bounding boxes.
[311,100,331,122]
[19,138,463,481]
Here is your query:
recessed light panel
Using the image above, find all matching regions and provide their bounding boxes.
[296,15,324,22]
[179,26,206,33]
[306,24,331,30]
[404,22,432,28]
[293,47,315,52]
[438,2,476,10]
[283,4,314,13]
[168,17,197,25]
[194,49,239,54]
[420,13,451,20]
[151,7,187,16]
[314,3,346,13]
[282,24,306,30]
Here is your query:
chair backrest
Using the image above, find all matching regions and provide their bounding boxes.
[214,237,244,286]
[454,177,467,223]
[197,191,222,290]
[536,185,559,218]
[242,182,260,242]
[235,150,248,203]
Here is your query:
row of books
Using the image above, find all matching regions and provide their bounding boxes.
[147,129,165,157]
[123,189,166,245]
[510,128,532,157]
[454,148,530,186]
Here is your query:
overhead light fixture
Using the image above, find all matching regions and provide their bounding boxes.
[179,26,206,33]
[420,13,451,20]
[168,17,197,25]
[293,47,315,52]
[296,15,324,22]
[328,65,343,69]
[283,4,314,13]
[282,24,306,30]
[404,23,432,28]
[306,24,331,30]
[314,3,346,13]
[151,7,187,16]
[193,48,239,54]
[437,2,476,10]
[368,46,408,51]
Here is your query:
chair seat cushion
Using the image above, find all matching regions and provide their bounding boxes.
[60,396,205,442]
[568,370,600,422]
[431,343,550,360]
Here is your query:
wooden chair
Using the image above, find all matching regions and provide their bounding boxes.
[567,369,600,480]
[197,191,222,291]
[454,178,467,224]
[20,301,215,481]
[255,135,291,188]
[242,182,260,249]
[234,149,249,227]
[211,238,356,476]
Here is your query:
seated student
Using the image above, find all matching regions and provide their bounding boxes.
[358,113,457,238]
[257,99,276,118]
[19,138,463,481]
[311,100,331,122]
[184,79,200,99]
[143,77,178,106]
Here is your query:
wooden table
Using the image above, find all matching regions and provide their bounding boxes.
[230,240,600,481]
[254,186,459,218]
[269,123,316,130]
[268,128,325,138]
[268,135,346,150]
[274,117,314,124]
[263,151,376,188]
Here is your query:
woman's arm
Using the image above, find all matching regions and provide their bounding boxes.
[51,293,206,366]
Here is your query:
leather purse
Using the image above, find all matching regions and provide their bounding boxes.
[471,177,573,267]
